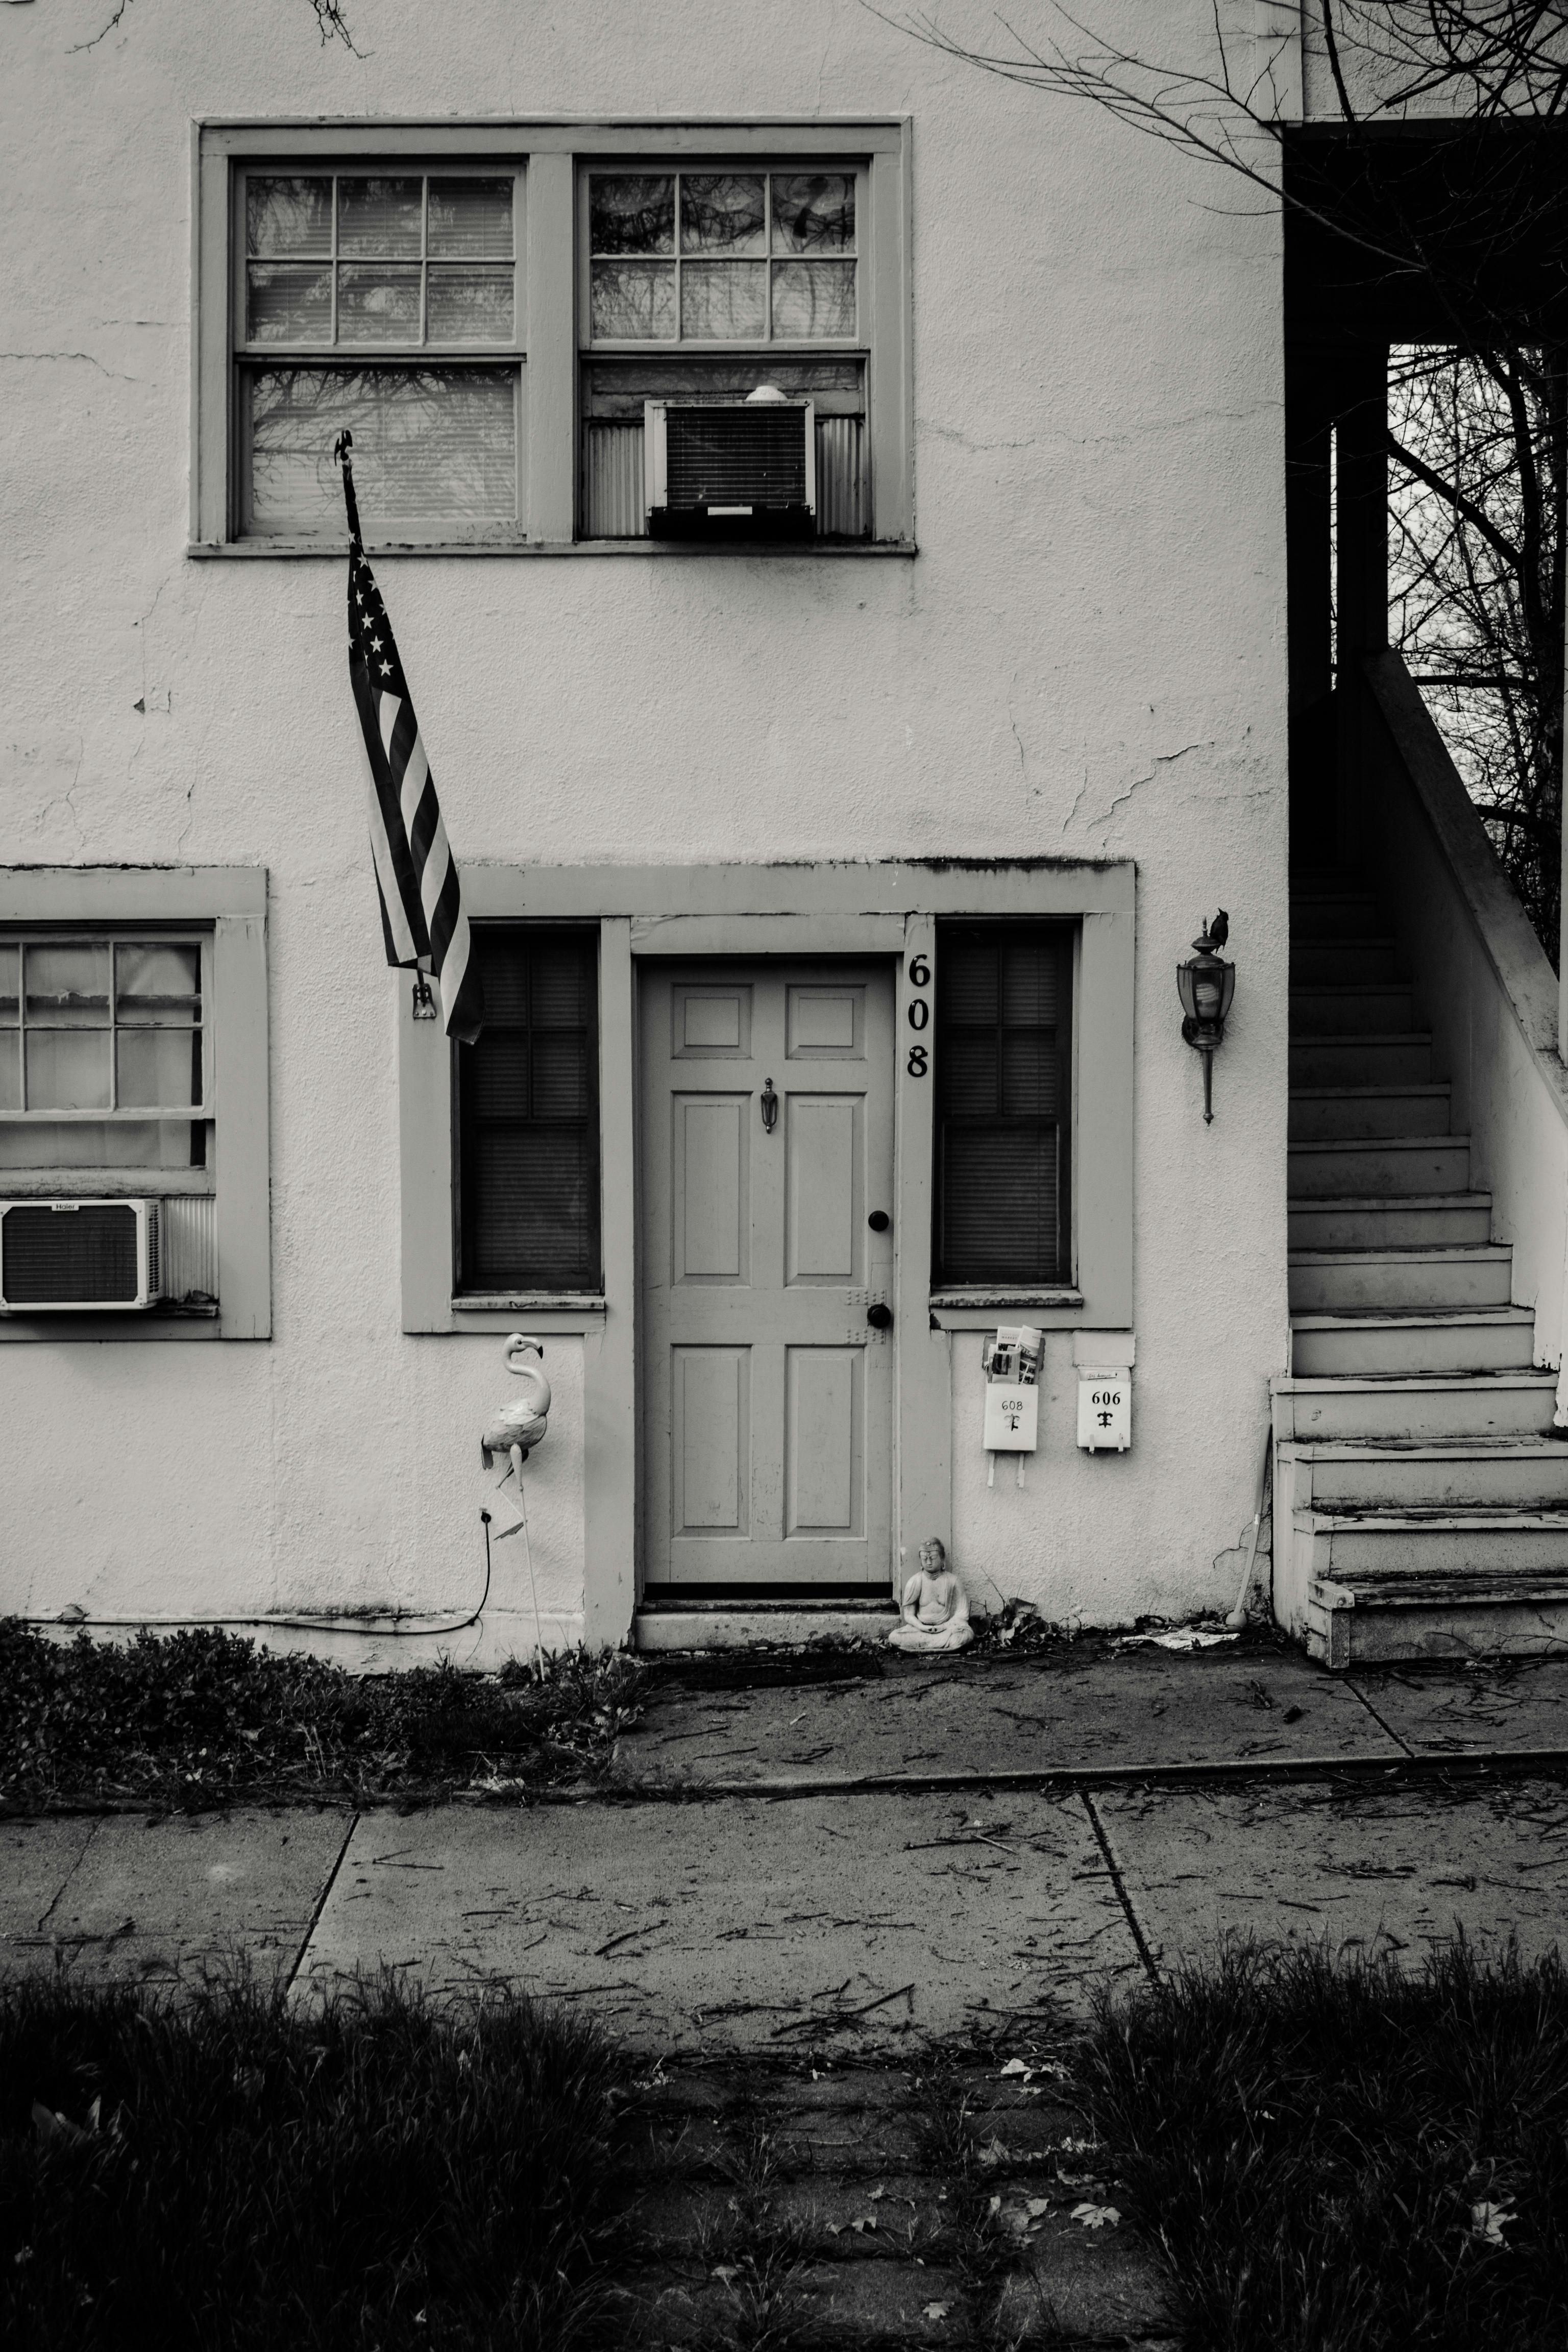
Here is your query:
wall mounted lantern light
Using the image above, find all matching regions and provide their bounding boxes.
[1177,911,1234,1125]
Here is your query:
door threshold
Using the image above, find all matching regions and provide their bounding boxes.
[634,1598,898,1654]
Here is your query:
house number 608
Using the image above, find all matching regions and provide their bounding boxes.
[906,953,931,1076]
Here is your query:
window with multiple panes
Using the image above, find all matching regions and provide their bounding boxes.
[236,169,524,544]
[202,125,910,551]
[933,926,1074,1288]
[580,165,869,539]
[0,938,209,1172]
[455,928,600,1292]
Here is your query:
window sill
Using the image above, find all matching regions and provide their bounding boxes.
[454,1292,607,1312]
[929,1288,1087,1334]
[0,1169,215,1198]
[188,538,918,561]
[0,1301,220,1342]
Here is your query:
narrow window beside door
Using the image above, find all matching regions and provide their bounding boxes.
[934,924,1074,1288]
[455,927,600,1292]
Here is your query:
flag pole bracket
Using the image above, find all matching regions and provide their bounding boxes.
[411,974,438,1021]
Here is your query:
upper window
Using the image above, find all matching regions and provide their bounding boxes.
[455,927,600,1294]
[234,168,525,545]
[587,171,858,345]
[933,925,1074,1290]
[195,122,911,552]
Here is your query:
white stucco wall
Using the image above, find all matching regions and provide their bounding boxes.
[1,0,1289,1650]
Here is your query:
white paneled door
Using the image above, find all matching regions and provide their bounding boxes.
[641,963,896,1588]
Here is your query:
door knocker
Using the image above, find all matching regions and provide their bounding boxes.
[761,1077,779,1133]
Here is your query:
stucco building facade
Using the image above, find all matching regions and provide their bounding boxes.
[2,0,1298,1661]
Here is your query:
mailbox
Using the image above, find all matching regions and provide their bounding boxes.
[1077,1368,1132,1453]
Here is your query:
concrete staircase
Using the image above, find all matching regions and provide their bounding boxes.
[1275,871,1568,1668]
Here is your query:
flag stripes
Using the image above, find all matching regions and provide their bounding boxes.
[337,433,483,1044]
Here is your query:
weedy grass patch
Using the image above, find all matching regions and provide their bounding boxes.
[0,1621,643,1807]
[1,1970,625,2351]
[1083,1937,1568,2352]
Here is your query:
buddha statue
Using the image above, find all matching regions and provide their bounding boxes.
[887,1537,974,1653]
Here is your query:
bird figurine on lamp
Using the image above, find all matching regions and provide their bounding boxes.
[1177,912,1236,1124]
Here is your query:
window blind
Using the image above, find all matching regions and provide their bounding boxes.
[934,925,1073,1287]
[456,928,600,1291]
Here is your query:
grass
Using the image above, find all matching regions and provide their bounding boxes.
[0,1621,644,1808]
[1082,1937,1568,2352]
[1,1970,626,2351]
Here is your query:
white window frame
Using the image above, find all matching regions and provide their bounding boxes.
[0,869,271,1341]
[191,119,914,556]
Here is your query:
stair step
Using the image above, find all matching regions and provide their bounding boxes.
[1284,1439,1568,1512]
[1275,1371,1559,1443]
[1288,1193,1492,1250]
[1290,885,1382,942]
[1288,1245,1512,1315]
[1291,1306,1537,1378]
[1288,1135,1472,1198]
[1306,1550,1568,1666]
[1291,983,1417,1035]
[1288,1085,1451,1141]
[1290,1033,1435,1087]
[1289,938,1400,985]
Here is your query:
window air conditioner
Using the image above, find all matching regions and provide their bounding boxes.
[0,1199,162,1312]
[645,389,815,541]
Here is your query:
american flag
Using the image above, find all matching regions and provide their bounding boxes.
[335,433,482,1044]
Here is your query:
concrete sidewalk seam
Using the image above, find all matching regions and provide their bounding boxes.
[285,1809,359,1997]
[1081,1790,1160,1986]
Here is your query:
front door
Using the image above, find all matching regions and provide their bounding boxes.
[640,962,895,1589]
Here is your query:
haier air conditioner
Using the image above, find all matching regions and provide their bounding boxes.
[0,1198,162,1312]
[645,388,815,541]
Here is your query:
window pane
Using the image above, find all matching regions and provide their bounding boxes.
[27,1031,110,1112]
[942,945,997,1026]
[1001,1034,1058,1118]
[337,263,423,344]
[0,1120,193,1170]
[115,944,201,1024]
[531,947,587,1027]
[591,260,676,340]
[247,263,333,344]
[681,260,767,340]
[0,1036,17,1112]
[591,175,674,254]
[772,173,855,253]
[469,1035,530,1119]
[247,367,518,534]
[941,1130,1061,1283]
[1002,942,1059,1026]
[681,175,765,255]
[476,938,529,1024]
[531,1035,587,1118]
[941,1036,997,1118]
[248,176,332,257]
[338,177,423,256]
[772,260,856,339]
[26,945,109,1026]
[0,946,17,1022]
[428,178,513,258]
[467,1128,595,1287]
[427,265,514,345]
[118,1029,200,1111]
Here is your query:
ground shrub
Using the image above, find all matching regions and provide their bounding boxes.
[0,1970,624,2350]
[1083,1937,1568,2352]
[0,1621,643,1806]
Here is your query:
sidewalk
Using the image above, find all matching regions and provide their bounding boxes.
[5,1645,1568,2037]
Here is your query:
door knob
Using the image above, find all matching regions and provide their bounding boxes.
[867,1210,891,1233]
[760,1077,778,1133]
[867,1302,893,1331]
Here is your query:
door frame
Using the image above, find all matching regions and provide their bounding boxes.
[398,860,1136,1643]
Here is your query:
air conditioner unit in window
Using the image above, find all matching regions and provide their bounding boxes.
[0,1199,162,1313]
[645,390,815,541]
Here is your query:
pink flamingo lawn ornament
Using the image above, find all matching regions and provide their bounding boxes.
[479,1335,552,1668]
